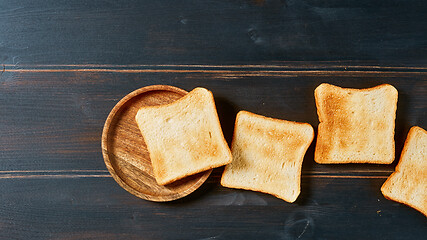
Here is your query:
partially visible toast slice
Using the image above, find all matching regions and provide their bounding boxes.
[135,87,232,185]
[381,126,427,217]
[220,111,314,203]
[314,83,398,164]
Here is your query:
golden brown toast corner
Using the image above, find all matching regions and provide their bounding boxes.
[221,110,314,203]
[381,126,427,217]
[314,83,398,164]
[135,87,232,185]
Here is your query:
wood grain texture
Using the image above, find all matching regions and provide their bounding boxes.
[102,85,211,201]
[1,0,427,237]
[0,65,425,239]
[0,0,426,65]
[1,67,425,172]
[0,176,425,240]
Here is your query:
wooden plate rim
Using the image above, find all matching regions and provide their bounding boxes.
[101,85,212,202]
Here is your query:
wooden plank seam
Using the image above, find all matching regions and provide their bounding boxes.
[0,170,390,179]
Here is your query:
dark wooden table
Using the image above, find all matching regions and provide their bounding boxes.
[1,1,426,239]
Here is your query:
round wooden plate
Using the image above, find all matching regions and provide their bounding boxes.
[101,85,212,202]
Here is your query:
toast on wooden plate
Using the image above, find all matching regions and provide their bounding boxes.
[314,83,398,164]
[135,87,232,185]
[381,126,427,217]
[220,111,314,203]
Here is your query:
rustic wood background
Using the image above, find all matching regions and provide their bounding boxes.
[1,0,426,239]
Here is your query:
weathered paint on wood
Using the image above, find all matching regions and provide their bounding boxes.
[0,0,426,65]
[0,0,426,238]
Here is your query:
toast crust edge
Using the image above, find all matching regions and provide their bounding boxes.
[314,83,398,164]
[220,110,315,203]
[136,87,232,185]
[380,126,427,217]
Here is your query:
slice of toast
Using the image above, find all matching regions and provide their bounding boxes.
[135,87,232,185]
[381,126,427,217]
[314,83,398,164]
[220,111,314,203]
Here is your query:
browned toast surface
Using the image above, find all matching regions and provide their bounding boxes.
[381,126,427,217]
[221,111,314,203]
[314,83,398,164]
[135,87,232,185]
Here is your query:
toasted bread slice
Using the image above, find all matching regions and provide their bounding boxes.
[381,126,427,217]
[220,111,314,203]
[135,87,232,185]
[314,83,398,164]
